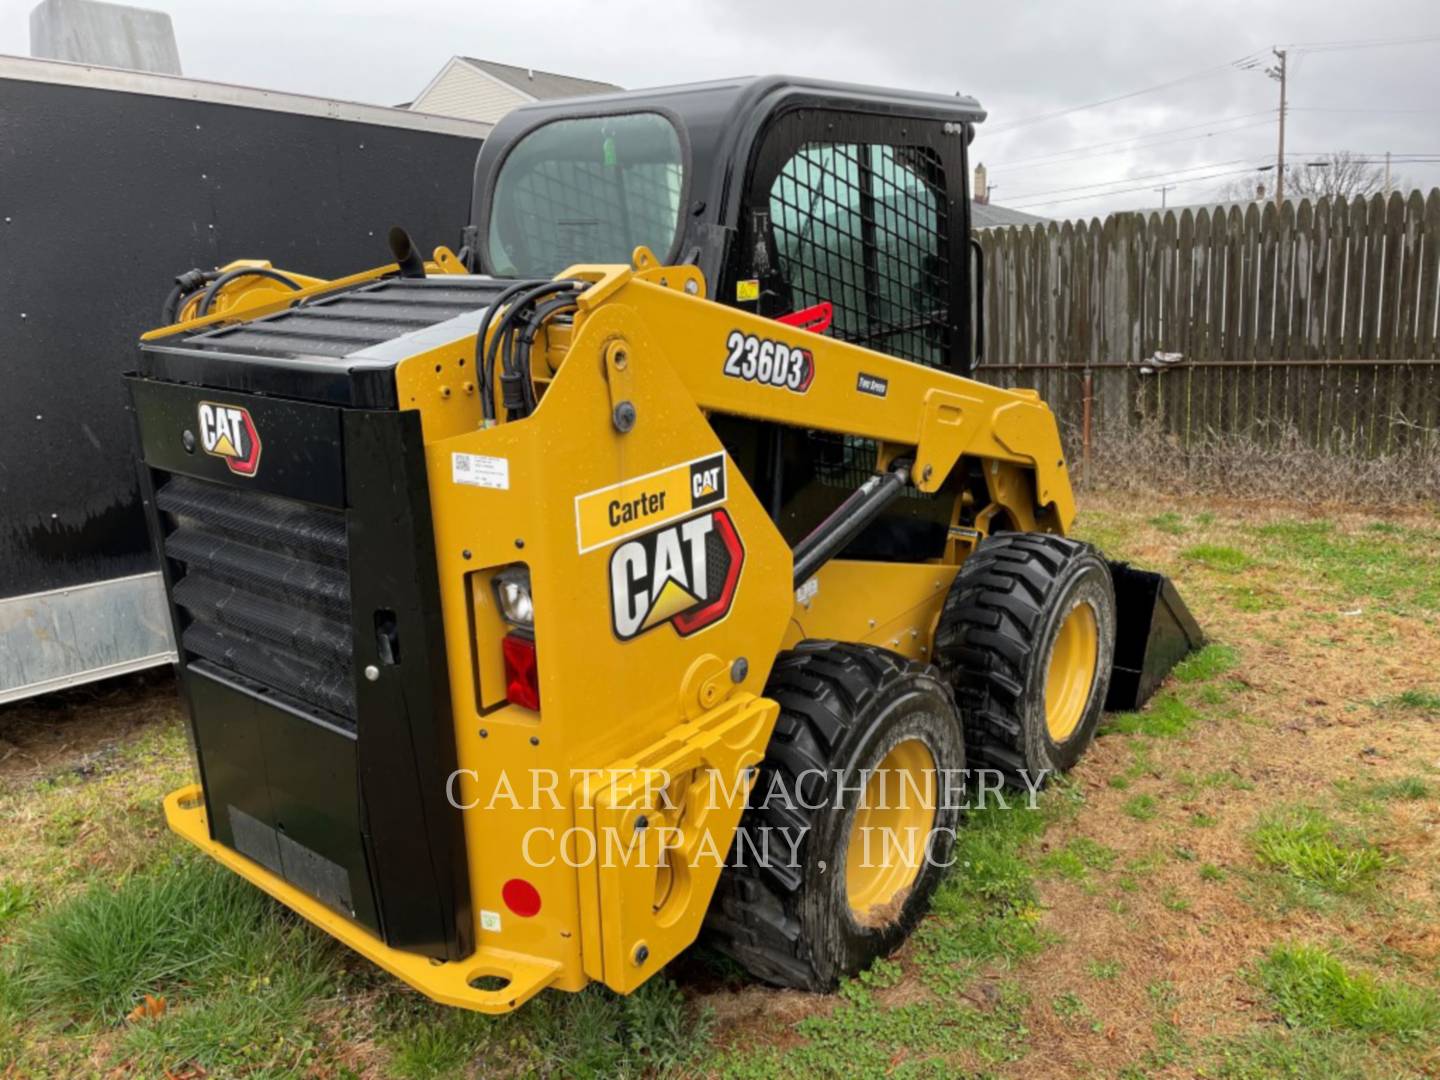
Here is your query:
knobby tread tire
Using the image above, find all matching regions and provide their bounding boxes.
[934,532,1113,786]
[703,640,961,991]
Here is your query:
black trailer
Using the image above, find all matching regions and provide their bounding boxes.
[0,55,487,703]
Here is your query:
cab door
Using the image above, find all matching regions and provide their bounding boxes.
[729,106,973,375]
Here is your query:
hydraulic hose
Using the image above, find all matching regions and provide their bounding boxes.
[481,280,584,423]
[161,268,218,324]
[490,281,582,418]
[196,266,304,318]
[513,296,578,415]
[474,279,548,423]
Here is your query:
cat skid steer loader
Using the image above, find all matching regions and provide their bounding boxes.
[128,76,1201,1012]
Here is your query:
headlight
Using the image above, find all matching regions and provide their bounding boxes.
[492,566,534,626]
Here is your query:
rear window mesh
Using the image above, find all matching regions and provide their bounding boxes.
[769,143,950,368]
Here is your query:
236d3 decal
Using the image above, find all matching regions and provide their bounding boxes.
[609,509,744,641]
[722,330,814,393]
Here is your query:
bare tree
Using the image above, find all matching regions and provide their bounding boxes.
[1216,152,1399,203]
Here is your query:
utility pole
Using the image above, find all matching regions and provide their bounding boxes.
[1268,47,1287,208]
[1384,150,1392,197]
[1153,184,1175,208]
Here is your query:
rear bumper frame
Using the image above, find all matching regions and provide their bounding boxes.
[165,785,561,1013]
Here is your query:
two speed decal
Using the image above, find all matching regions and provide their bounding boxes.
[722,330,815,393]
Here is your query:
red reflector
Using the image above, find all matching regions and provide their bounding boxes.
[502,632,540,710]
[502,877,542,918]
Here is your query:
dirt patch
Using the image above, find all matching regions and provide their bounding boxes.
[0,670,179,789]
[991,492,1440,1075]
[704,984,829,1053]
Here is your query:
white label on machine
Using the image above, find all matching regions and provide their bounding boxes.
[480,909,502,932]
[452,452,509,490]
[796,577,819,607]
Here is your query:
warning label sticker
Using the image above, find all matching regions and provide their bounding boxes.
[452,452,510,490]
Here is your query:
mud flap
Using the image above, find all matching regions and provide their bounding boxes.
[1105,561,1205,711]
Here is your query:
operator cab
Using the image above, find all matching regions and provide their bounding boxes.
[467,76,988,557]
[468,75,986,377]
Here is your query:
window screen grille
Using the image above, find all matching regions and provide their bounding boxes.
[768,144,950,368]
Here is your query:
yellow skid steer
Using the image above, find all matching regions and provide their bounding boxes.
[127,76,1200,1012]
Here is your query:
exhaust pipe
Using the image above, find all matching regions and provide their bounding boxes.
[388,226,427,279]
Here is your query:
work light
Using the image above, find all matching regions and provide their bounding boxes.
[492,566,534,626]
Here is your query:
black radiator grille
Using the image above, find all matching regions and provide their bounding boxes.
[158,475,356,724]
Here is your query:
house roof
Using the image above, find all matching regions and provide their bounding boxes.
[457,57,621,100]
[971,202,1050,228]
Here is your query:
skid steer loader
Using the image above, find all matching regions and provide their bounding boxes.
[127,76,1201,1011]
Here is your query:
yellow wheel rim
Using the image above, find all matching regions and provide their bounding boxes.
[845,739,937,921]
[1044,601,1099,742]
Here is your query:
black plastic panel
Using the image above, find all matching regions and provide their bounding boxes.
[188,662,379,931]
[345,407,473,961]
[130,373,473,962]
[129,377,347,507]
[157,472,356,723]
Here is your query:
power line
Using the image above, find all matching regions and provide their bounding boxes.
[1289,106,1440,114]
[1008,166,1262,211]
[1287,154,1440,162]
[1006,154,1440,211]
[1282,32,1440,54]
[987,112,1276,172]
[985,50,1268,134]
[1002,157,1260,203]
[986,34,1440,140]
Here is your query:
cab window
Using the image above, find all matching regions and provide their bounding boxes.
[487,113,685,278]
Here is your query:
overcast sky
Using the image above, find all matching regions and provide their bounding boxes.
[4,0,1439,219]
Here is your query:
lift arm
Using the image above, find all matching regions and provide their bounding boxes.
[562,260,1076,531]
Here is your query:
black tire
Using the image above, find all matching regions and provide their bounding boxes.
[934,533,1117,787]
[703,641,965,991]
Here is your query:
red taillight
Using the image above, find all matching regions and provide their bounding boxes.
[502,878,542,917]
[502,632,540,710]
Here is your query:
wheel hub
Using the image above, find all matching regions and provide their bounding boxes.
[845,738,937,920]
[1044,601,1099,742]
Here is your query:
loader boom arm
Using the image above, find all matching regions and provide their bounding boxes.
[563,259,1076,532]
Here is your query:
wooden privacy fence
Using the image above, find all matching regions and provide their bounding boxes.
[973,189,1440,458]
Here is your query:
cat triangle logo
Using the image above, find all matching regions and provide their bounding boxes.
[641,577,702,632]
[197,401,262,477]
[609,509,744,641]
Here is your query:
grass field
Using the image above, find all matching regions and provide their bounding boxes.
[2,491,1439,1078]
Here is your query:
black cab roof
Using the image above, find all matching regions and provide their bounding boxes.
[470,75,986,272]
